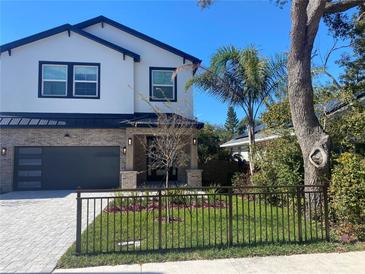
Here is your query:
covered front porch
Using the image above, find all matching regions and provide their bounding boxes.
[121,127,202,189]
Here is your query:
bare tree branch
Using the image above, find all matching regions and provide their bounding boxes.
[307,0,327,49]
[324,0,364,14]
[324,71,342,88]
[357,11,365,21]
[312,39,351,89]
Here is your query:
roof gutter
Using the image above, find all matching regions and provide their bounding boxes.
[220,131,296,148]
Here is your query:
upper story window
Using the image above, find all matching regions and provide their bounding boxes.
[149,67,177,102]
[39,61,100,99]
[42,65,68,96]
[74,66,98,97]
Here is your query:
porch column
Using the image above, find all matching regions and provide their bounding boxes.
[186,169,202,187]
[126,133,134,170]
[187,132,202,187]
[121,171,138,189]
[121,131,137,189]
[190,133,198,169]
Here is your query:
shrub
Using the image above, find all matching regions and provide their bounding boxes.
[252,135,303,189]
[330,152,365,241]
[231,172,251,192]
[327,105,365,153]
[247,135,303,205]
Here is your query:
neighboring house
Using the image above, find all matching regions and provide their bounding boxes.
[219,124,288,161]
[220,125,282,161]
[0,16,203,193]
[221,91,365,160]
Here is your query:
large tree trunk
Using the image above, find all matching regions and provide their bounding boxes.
[287,54,331,186]
[288,0,331,187]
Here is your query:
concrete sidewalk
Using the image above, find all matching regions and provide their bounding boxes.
[54,251,365,274]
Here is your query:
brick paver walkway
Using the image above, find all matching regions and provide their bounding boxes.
[0,191,96,273]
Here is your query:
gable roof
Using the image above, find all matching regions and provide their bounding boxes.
[220,124,271,148]
[73,16,202,64]
[0,24,140,61]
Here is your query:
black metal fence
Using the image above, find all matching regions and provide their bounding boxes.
[75,185,329,255]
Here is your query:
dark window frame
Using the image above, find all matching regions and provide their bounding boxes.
[38,61,101,99]
[149,67,177,102]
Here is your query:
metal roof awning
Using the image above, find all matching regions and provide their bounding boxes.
[0,112,204,129]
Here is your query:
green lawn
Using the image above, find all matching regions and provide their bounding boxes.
[55,193,362,269]
[78,194,327,254]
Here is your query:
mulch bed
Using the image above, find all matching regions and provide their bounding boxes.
[103,200,227,213]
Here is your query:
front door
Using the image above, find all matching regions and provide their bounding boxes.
[146,137,178,181]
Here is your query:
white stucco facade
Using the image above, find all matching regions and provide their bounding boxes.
[0,31,135,114]
[83,23,194,118]
[0,19,198,118]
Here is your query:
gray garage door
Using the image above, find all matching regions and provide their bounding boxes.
[14,146,120,190]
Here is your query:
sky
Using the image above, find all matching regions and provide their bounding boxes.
[0,0,350,125]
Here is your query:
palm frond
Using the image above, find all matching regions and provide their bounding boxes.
[188,45,288,122]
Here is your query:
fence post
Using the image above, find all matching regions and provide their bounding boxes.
[228,187,233,246]
[75,189,82,255]
[296,186,303,243]
[158,189,162,251]
[323,185,330,241]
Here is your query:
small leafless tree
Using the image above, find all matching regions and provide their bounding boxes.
[141,113,194,189]
[139,113,196,222]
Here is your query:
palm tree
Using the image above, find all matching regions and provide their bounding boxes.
[186,46,286,175]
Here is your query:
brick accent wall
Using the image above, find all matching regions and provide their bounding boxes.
[186,169,203,187]
[0,128,126,193]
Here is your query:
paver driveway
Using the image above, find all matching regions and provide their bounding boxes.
[0,191,90,273]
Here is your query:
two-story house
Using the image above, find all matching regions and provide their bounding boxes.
[0,16,203,193]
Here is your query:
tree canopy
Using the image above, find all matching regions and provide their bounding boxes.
[224,106,239,137]
[187,46,287,174]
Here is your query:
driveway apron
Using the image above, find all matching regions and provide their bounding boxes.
[0,191,95,273]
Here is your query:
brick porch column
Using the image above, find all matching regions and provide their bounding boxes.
[121,132,137,189]
[125,133,134,170]
[190,133,198,169]
[121,171,138,189]
[186,169,202,187]
[187,133,202,187]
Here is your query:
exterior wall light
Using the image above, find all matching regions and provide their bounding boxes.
[122,147,127,155]
[128,138,132,145]
[193,138,197,145]
[1,147,7,156]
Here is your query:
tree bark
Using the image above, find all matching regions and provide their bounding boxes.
[287,55,331,186]
[246,103,255,176]
[324,0,364,14]
[247,122,255,176]
[288,0,331,187]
